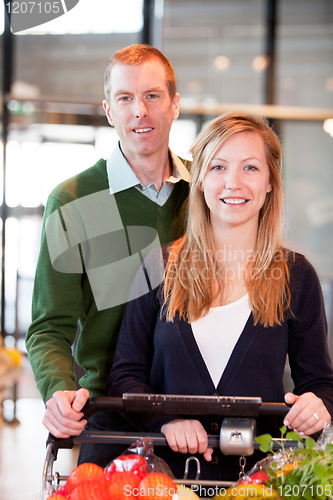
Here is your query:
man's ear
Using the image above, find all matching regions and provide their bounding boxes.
[172,92,180,121]
[102,100,114,127]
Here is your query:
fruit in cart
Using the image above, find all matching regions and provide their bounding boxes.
[106,453,149,477]
[138,472,177,500]
[248,471,269,484]
[66,462,106,492]
[275,461,301,477]
[239,471,269,485]
[71,480,112,500]
[106,470,142,500]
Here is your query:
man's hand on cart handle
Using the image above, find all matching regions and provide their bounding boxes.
[283,391,331,437]
[42,388,90,439]
[161,419,214,462]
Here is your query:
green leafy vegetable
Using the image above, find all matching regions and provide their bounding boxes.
[255,427,333,499]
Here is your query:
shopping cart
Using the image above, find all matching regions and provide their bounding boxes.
[42,394,295,498]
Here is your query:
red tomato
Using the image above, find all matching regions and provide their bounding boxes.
[238,470,269,486]
[249,471,269,484]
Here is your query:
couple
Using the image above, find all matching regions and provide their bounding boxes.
[26,44,333,481]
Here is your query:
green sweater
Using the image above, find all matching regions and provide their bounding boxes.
[26,158,188,403]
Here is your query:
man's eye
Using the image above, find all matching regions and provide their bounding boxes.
[119,96,130,101]
[147,94,158,99]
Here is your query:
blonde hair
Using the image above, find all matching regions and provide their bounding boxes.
[104,44,177,103]
[163,112,290,327]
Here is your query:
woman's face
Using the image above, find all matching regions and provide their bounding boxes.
[200,130,272,233]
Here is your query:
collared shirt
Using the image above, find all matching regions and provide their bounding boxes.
[106,142,190,206]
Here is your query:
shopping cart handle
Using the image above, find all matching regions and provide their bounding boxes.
[259,402,290,416]
[82,396,124,419]
[45,397,290,460]
[81,395,290,420]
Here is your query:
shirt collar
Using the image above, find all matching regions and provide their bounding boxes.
[106,142,190,195]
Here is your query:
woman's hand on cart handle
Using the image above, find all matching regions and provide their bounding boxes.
[42,388,90,439]
[161,419,214,462]
[283,392,331,436]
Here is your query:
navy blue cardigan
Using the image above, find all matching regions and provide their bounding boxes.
[108,252,333,481]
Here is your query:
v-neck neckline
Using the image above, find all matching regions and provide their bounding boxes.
[176,312,255,394]
[116,181,187,218]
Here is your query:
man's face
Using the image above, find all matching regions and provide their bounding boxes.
[103,59,180,164]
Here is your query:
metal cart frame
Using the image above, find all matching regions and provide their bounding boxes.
[42,394,296,497]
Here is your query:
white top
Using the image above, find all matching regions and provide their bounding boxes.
[191,294,251,388]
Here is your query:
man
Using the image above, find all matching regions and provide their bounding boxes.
[25,44,190,466]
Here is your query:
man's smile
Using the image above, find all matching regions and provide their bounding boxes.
[133,127,153,134]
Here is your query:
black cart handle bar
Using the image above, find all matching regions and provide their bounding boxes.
[82,394,289,420]
[46,395,291,456]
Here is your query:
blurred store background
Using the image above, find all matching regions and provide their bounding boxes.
[0,0,332,498]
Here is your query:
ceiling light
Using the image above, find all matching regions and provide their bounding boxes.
[213,56,230,72]
[252,55,270,73]
[323,119,333,137]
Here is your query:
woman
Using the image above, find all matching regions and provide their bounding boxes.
[108,113,333,481]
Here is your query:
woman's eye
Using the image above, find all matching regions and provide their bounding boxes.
[212,165,224,171]
[245,165,257,171]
